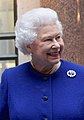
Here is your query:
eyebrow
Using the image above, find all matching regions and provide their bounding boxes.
[41,32,61,40]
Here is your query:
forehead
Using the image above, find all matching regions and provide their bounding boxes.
[37,24,60,38]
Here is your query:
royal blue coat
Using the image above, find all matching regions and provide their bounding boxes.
[0,60,84,120]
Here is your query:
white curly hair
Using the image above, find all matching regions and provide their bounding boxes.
[15,8,63,55]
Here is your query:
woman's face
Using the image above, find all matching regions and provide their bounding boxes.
[27,24,64,66]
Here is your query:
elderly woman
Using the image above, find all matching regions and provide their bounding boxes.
[0,8,84,120]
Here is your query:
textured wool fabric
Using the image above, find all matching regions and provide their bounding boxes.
[0,60,84,120]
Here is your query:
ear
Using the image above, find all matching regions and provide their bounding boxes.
[25,45,32,53]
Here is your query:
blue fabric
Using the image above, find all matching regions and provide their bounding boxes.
[0,60,84,120]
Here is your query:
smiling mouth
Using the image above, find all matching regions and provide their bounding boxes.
[47,52,60,57]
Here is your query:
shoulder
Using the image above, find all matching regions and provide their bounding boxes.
[62,59,84,67]
[61,59,84,73]
[6,62,30,72]
[1,62,30,80]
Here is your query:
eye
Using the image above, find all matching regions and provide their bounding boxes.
[44,38,52,42]
[55,35,62,41]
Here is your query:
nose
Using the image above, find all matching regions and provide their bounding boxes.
[51,38,60,49]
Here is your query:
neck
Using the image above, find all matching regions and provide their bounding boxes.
[30,60,61,74]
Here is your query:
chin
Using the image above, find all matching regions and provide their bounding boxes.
[49,58,61,65]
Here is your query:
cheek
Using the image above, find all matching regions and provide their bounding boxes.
[30,43,39,51]
[61,42,64,47]
[60,40,64,47]
[59,41,64,51]
[31,44,44,54]
[35,43,47,51]
[31,41,50,54]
